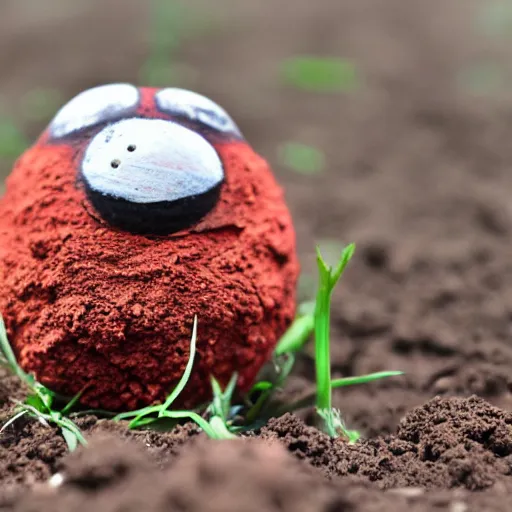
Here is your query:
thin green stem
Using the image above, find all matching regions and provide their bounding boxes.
[314,272,332,410]
[314,243,355,434]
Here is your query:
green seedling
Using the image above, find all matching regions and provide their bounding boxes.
[281,56,358,92]
[314,245,353,402]
[314,243,359,440]
[113,316,235,439]
[0,244,403,446]
[141,0,214,86]
[279,142,326,175]
[0,316,86,451]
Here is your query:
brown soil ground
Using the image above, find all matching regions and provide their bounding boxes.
[2,0,512,510]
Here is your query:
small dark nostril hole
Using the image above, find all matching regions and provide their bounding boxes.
[111,159,121,169]
[127,144,136,152]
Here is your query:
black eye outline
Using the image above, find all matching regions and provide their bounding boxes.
[154,88,243,139]
[80,118,225,236]
[49,83,140,140]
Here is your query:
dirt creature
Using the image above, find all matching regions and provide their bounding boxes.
[0,84,298,411]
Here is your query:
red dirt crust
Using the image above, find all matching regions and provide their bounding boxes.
[0,93,299,410]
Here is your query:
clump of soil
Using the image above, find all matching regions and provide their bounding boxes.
[1,395,512,511]
[261,396,512,490]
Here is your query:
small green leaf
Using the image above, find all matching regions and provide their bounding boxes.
[331,371,404,388]
[279,142,325,175]
[208,416,236,439]
[332,243,355,286]
[158,410,218,438]
[0,410,27,433]
[61,426,79,452]
[25,394,46,413]
[317,408,360,443]
[159,316,198,415]
[60,389,85,416]
[249,381,273,393]
[275,314,314,356]
[0,316,19,369]
[282,56,358,92]
[0,315,35,387]
[124,405,162,428]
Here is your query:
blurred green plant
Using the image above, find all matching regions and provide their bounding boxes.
[279,142,325,174]
[0,317,86,451]
[21,88,64,122]
[141,0,212,86]
[0,120,29,159]
[478,0,512,37]
[0,88,64,165]
[281,56,358,92]
[460,63,505,96]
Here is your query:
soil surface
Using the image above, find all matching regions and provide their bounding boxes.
[2,0,512,510]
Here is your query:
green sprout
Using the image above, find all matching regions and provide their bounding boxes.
[247,243,402,441]
[312,244,402,441]
[113,316,235,439]
[281,56,359,93]
[140,0,212,86]
[0,316,86,451]
[0,244,402,447]
[118,243,402,441]
[278,142,325,175]
[314,244,357,439]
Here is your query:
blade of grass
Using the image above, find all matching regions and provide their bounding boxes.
[159,315,198,415]
[208,416,236,439]
[158,410,220,439]
[61,425,79,452]
[275,314,314,356]
[332,371,404,388]
[282,56,358,93]
[60,389,86,416]
[210,373,237,421]
[315,243,355,411]
[114,315,218,437]
[0,316,30,383]
[0,410,27,433]
[0,315,87,450]
[279,142,325,175]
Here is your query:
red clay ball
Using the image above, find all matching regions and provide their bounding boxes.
[0,86,298,411]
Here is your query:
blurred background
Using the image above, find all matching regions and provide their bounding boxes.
[2,0,512,272]
[4,0,512,431]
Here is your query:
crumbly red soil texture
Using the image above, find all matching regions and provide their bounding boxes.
[0,139,298,411]
[3,0,512,510]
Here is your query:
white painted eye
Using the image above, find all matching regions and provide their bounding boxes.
[82,118,223,203]
[155,88,242,136]
[81,118,223,234]
[50,84,139,139]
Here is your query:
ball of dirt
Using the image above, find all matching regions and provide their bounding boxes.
[0,84,299,411]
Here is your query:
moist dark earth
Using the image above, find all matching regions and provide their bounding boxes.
[2,0,512,510]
